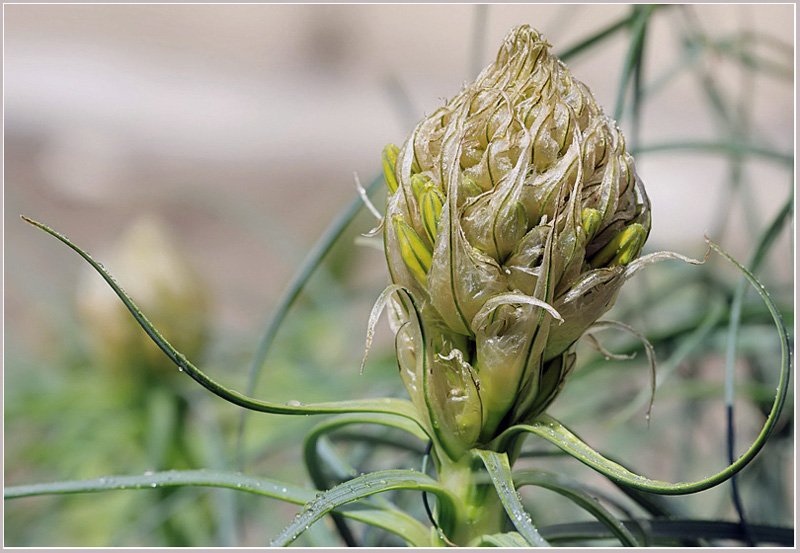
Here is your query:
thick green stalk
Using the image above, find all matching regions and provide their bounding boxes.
[435,455,506,545]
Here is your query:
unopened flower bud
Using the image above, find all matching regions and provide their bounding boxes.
[77,215,210,382]
[383,25,651,459]
[382,143,400,195]
[392,214,433,286]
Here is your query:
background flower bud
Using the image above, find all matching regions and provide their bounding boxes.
[384,25,651,458]
[77,214,211,381]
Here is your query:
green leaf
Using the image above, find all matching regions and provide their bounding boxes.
[494,240,791,495]
[304,413,428,489]
[614,4,656,121]
[270,469,456,546]
[5,469,314,502]
[470,531,531,547]
[20,216,424,426]
[633,140,793,167]
[473,450,549,547]
[302,413,431,546]
[4,470,428,547]
[513,470,640,546]
[236,171,385,462]
[557,6,669,62]
[243,172,384,394]
[538,519,793,546]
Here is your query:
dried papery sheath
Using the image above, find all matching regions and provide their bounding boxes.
[383,25,651,459]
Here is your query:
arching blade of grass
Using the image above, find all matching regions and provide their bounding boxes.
[236,171,384,468]
[538,519,793,546]
[270,469,457,546]
[633,140,793,166]
[470,531,531,547]
[494,238,790,494]
[473,450,549,547]
[241,172,384,408]
[513,470,640,546]
[302,413,429,546]
[4,470,428,547]
[614,5,657,122]
[722,192,793,544]
[557,5,669,62]
[304,414,428,489]
[20,216,424,426]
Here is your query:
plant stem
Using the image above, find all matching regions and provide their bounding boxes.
[436,455,506,545]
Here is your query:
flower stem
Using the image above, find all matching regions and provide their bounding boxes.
[435,454,506,545]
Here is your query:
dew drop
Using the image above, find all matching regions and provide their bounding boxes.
[281,487,288,493]
[287,399,303,407]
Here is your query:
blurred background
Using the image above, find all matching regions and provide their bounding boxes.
[4,4,794,547]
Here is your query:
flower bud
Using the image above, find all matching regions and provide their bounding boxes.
[77,215,210,382]
[384,25,650,459]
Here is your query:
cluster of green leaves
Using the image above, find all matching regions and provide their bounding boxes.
[5,4,793,547]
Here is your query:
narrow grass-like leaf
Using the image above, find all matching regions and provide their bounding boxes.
[243,172,384,393]
[722,193,792,544]
[270,470,456,546]
[633,140,793,166]
[585,320,656,423]
[496,239,791,495]
[5,469,427,547]
[614,5,656,121]
[5,470,314,502]
[538,519,793,546]
[609,298,727,426]
[470,531,531,547]
[473,450,549,547]
[302,413,430,546]
[20,216,424,426]
[557,6,668,62]
[514,470,640,546]
[237,172,384,463]
[304,413,427,487]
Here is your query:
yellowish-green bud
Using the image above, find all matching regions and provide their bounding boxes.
[589,223,648,269]
[420,182,445,243]
[77,215,210,383]
[581,208,602,240]
[382,143,400,195]
[392,214,432,286]
[409,173,431,203]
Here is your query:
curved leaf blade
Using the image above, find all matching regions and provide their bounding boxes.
[270,469,457,547]
[5,470,428,546]
[514,470,640,546]
[494,240,791,495]
[539,519,793,546]
[470,531,531,547]
[473,450,549,547]
[20,216,425,427]
[302,413,430,546]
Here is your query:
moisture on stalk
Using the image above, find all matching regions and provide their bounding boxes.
[382,25,651,459]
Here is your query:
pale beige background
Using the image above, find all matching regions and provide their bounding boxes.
[5,3,794,349]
